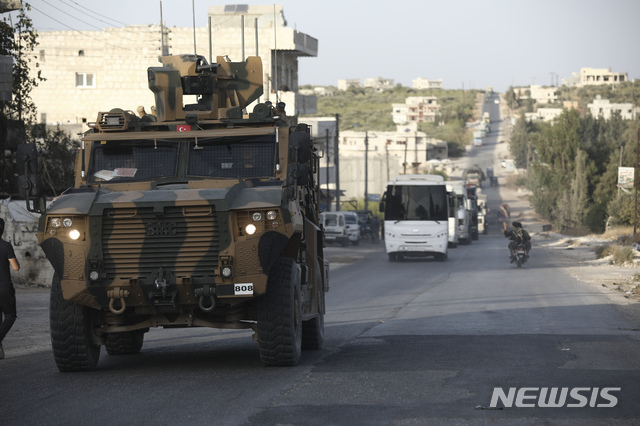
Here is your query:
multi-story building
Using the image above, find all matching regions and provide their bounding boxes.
[588,96,638,120]
[579,67,628,86]
[391,96,440,124]
[30,4,317,131]
[529,85,558,103]
[513,85,558,104]
[412,78,443,90]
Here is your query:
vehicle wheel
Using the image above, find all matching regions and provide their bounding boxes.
[257,257,302,366]
[50,275,101,372]
[351,240,360,246]
[340,239,349,247]
[517,257,523,268]
[388,253,397,262]
[302,262,325,350]
[435,251,448,261]
[472,231,479,240]
[105,331,144,355]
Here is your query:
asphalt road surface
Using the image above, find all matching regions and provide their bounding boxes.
[1,98,639,425]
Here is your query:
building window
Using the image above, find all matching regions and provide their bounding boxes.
[39,50,45,62]
[76,72,95,88]
[78,50,84,56]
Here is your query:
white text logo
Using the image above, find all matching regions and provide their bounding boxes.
[490,387,620,408]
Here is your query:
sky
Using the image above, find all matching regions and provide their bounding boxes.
[15,0,640,93]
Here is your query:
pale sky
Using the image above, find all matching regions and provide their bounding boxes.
[19,0,640,92]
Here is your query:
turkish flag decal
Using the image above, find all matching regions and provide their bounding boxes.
[177,125,191,132]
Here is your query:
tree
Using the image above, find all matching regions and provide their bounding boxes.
[0,4,45,194]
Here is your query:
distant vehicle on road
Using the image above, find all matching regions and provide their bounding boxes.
[381,175,449,261]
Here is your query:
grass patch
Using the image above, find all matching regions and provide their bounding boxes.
[600,226,636,241]
[611,245,634,265]
[594,244,613,259]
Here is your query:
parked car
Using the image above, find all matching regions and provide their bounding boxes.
[320,211,360,246]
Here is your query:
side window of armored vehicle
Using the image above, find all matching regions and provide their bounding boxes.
[345,214,357,225]
[324,214,337,227]
[338,215,345,227]
[91,140,178,182]
[187,135,276,178]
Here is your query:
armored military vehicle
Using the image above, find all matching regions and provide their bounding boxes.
[17,54,328,371]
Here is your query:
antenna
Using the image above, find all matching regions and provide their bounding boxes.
[274,4,278,103]
[160,1,165,55]
[208,16,212,64]
[192,0,197,55]
[241,15,245,61]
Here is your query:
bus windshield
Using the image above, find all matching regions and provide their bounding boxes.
[385,185,448,222]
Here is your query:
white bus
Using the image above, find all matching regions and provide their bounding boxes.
[381,175,449,262]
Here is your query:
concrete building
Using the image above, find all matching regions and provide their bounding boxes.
[338,123,447,201]
[392,96,440,124]
[525,108,563,122]
[363,77,394,91]
[30,4,317,131]
[588,96,638,120]
[337,79,361,91]
[579,67,628,86]
[529,85,558,103]
[412,78,443,90]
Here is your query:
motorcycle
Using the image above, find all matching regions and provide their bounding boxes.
[512,244,528,268]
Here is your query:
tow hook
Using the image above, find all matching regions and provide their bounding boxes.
[107,287,129,315]
[195,285,216,313]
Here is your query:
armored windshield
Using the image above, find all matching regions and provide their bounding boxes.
[187,135,276,178]
[90,140,179,182]
[385,185,448,222]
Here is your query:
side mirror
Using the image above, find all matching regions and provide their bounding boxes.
[18,174,40,198]
[17,143,38,174]
[286,163,309,187]
[379,192,386,212]
[289,131,311,163]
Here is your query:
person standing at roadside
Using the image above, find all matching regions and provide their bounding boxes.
[0,218,20,359]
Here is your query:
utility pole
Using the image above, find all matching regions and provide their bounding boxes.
[325,128,330,207]
[335,114,341,211]
[635,128,639,236]
[364,131,369,212]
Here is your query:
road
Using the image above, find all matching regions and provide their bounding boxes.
[1,97,639,424]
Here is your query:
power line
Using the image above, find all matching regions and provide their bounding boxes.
[29,4,137,51]
[58,0,130,28]
[41,0,156,43]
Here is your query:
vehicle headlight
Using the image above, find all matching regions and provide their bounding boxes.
[69,229,81,240]
[51,218,61,228]
[252,212,262,222]
[245,224,257,235]
[89,270,100,281]
[266,210,277,220]
[221,266,233,278]
[62,218,73,228]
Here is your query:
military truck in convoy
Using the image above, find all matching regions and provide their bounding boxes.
[17,54,328,371]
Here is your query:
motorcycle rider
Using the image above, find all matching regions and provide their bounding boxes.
[503,221,531,263]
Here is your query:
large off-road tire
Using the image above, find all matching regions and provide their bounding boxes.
[50,275,101,372]
[105,331,144,355]
[257,257,302,366]
[302,262,325,350]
